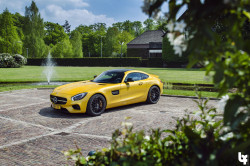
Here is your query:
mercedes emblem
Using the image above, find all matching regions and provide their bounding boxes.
[53,97,58,104]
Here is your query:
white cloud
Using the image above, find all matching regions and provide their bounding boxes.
[1,0,115,30]
[41,5,115,29]
[68,0,89,7]
[0,0,26,15]
[36,0,89,9]
[0,0,89,14]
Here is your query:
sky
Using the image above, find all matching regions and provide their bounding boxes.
[0,0,158,30]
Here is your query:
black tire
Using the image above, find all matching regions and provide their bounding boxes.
[86,94,106,116]
[146,86,160,104]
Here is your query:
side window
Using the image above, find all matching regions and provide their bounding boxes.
[124,72,142,82]
[140,73,149,80]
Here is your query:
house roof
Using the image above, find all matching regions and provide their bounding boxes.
[127,30,164,45]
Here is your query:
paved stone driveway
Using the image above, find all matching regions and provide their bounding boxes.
[0,89,218,166]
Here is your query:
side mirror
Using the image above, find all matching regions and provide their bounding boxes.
[93,75,97,78]
[125,78,134,83]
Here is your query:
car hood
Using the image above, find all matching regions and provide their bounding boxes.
[53,81,103,95]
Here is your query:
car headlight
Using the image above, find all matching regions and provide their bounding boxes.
[71,92,87,101]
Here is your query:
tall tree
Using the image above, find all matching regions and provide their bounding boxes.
[122,20,134,34]
[51,37,73,58]
[75,25,92,56]
[112,22,123,32]
[12,12,25,42]
[75,24,107,57]
[103,27,119,57]
[94,25,106,57]
[70,30,83,57]
[62,20,71,34]
[90,23,106,32]
[75,25,92,35]
[76,23,107,57]
[116,31,134,57]
[0,9,22,54]
[155,17,168,31]
[87,32,97,56]
[44,22,67,46]
[143,18,156,31]
[23,1,48,58]
[132,21,144,37]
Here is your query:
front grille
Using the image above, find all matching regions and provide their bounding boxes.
[50,95,67,104]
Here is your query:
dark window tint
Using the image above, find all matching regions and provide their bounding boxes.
[124,72,148,82]
[93,71,124,83]
[124,72,142,82]
[140,73,149,80]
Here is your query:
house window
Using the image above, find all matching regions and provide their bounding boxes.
[149,50,162,58]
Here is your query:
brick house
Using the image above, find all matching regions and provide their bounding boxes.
[127,30,164,59]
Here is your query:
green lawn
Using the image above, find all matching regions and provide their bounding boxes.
[0,66,213,84]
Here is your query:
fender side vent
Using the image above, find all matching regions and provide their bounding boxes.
[112,90,119,95]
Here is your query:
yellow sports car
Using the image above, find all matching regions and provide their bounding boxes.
[50,69,163,116]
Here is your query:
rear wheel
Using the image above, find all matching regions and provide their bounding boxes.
[86,94,106,116]
[147,86,160,104]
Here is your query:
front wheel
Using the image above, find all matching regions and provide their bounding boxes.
[86,94,106,116]
[147,86,160,104]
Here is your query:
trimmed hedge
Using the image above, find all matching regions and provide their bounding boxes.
[145,58,187,68]
[147,58,164,67]
[27,57,190,68]
[27,57,142,67]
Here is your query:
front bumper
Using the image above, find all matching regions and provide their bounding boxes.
[50,92,89,113]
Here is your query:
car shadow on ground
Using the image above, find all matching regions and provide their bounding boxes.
[39,102,149,118]
[104,102,147,114]
[39,107,92,119]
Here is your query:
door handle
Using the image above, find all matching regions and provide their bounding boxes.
[138,82,143,86]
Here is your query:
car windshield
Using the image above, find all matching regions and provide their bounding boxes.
[93,71,125,83]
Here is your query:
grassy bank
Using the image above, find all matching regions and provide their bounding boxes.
[163,89,218,98]
[0,84,57,92]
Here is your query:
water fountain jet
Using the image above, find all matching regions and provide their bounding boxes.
[43,52,55,85]
[31,53,69,86]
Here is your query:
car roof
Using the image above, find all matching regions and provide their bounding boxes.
[125,70,148,74]
[106,69,149,75]
[106,69,133,73]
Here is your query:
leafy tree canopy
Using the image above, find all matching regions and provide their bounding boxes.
[143,18,156,31]
[70,30,83,58]
[44,21,67,46]
[142,0,250,147]
[0,8,22,54]
[23,0,48,58]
